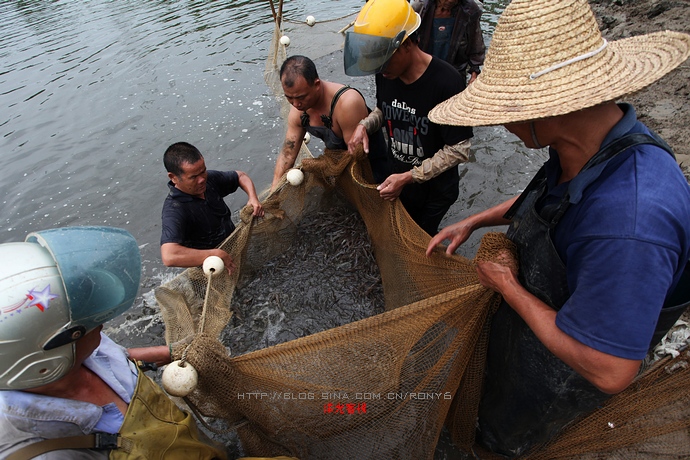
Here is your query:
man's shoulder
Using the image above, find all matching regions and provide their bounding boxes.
[334,85,365,105]
[162,188,187,208]
[287,104,306,125]
[461,0,484,16]
[206,170,240,197]
[207,169,236,181]
[328,84,368,119]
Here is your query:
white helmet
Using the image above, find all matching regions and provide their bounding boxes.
[0,226,141,390]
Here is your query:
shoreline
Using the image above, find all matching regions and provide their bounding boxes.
[590,0,690,173]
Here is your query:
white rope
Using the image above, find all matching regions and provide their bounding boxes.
[530,39,608,80]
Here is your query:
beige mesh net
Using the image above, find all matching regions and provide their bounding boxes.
[154,5,690,459]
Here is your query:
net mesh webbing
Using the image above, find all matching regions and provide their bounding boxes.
[157,144,502,458]
[156,143,690,458]
[154,7,690,459]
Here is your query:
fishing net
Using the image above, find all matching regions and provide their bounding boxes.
[154,5,690,459]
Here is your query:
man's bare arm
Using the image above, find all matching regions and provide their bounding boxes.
[128,346,172,367]
[333,89,370,148]
[160,242,235,273]
[272,108,305,189]
[236,170,264,217]
[478,261,641,394]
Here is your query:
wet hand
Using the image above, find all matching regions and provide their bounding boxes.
[475,250,518,294]
[248,199,264,217]
[468,72,479,85]
[348,124,369,155]
[426,219,474,256]
[377,172,410,201]
[212,249,236,275]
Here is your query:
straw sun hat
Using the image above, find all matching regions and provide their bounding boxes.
[429,0,690,127]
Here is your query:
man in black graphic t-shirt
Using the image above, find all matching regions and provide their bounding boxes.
[345,0,473,235]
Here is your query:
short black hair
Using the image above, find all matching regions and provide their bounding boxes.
[163,142,203,176]
[280,55,319,87]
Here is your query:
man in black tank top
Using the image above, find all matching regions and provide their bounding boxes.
[271,55,388,189]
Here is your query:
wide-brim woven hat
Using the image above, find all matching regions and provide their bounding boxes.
[429,0,690,127]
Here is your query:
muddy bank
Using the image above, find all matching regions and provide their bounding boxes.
[590,0,690,169]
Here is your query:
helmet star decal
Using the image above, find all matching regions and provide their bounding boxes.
[2,285,59,315]
[27,285,59,312]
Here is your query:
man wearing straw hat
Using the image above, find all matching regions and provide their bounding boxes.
[344,0,473,236]
[426,0,690,455]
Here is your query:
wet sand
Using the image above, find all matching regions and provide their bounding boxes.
[591,0,690,169]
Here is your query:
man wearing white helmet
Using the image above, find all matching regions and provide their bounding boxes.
[345,0,474,236]
[426,0,690,455]
[0,227,226,459]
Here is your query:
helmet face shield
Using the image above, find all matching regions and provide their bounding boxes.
[344,31,405,76]
[26,226,141,337]
[345,0,421,76]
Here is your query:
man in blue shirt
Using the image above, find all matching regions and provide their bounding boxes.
[426,0,690,455]
[161,142,264,270]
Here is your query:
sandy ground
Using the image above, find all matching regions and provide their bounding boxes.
[590,0,690,171]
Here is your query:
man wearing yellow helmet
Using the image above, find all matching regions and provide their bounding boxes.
[346,0,474,236]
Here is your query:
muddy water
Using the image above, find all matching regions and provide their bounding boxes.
[222,193,384,356]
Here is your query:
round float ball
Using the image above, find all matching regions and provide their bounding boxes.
[286,168,304,186]
[303,131,311,144]
[306,15,316,26]
[279,35,290,46]
[203,255,225,276]
[162,360,198,397]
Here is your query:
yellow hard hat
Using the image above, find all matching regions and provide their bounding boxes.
[354,0,421,40]
[344,0,421,76]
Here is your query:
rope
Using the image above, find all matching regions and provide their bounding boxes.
[183,396,249,435]
[282,11,358,25]
[199,272,214,336]
[179,268,215,364]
